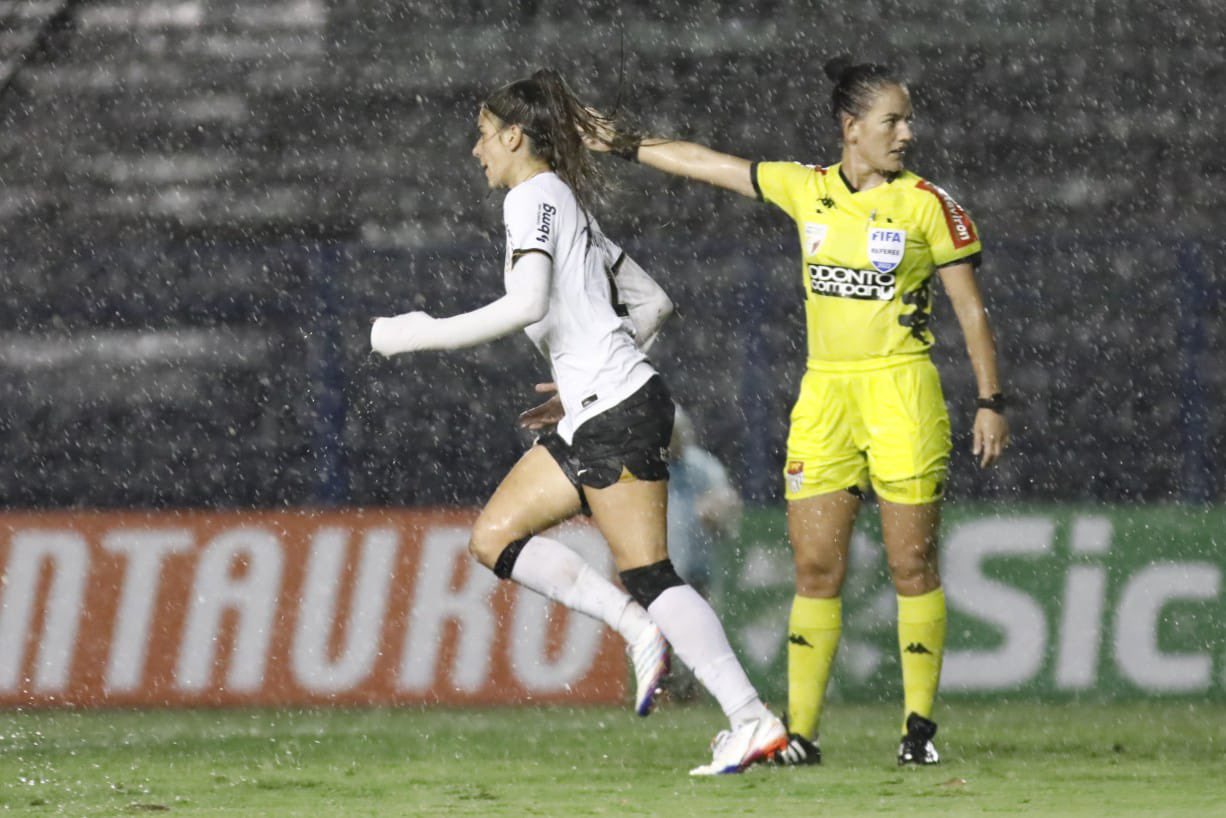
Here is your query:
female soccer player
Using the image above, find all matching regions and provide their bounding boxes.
[369,69,785,775]
[589,56,1010,765]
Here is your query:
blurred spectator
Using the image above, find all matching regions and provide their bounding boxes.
[663,405,743,701]
[667,405,743,595]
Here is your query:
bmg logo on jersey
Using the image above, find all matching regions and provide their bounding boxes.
[535,203,556,245]
[808,264,896,301]
[867,228,906,273]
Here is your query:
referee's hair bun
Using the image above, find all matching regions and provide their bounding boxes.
[824,55,855,82]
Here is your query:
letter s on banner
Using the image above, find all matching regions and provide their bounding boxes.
[941,517,1054,691]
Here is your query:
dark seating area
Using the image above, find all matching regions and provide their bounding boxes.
[0,0,1220,507]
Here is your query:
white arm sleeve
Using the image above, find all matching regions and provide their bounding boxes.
[370,252,551,355]
[611,253,673,351]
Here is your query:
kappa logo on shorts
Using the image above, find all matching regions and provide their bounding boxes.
[786,460,805,495]
[867,228,906,273]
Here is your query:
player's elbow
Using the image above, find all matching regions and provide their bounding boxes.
[656,293,675,323]
[521,294,549,325]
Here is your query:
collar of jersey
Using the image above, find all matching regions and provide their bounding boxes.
[834,163,901,195]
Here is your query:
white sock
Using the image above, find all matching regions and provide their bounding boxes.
[647,584,763,724]
[508,536,650,643]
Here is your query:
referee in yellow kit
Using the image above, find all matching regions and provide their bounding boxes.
[589,55,1010,766]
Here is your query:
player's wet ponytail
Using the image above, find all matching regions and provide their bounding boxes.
[483,69,608,214]
[824,56,900,125]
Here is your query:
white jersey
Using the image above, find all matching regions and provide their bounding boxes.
[503,172,656,443]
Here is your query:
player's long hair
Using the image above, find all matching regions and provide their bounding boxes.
[483,69,609,215]
[824,56,901,126]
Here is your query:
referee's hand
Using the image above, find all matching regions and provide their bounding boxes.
[580,107,616,152]
[972,409,1010,468]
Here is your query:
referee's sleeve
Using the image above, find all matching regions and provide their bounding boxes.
[752,161,801,217]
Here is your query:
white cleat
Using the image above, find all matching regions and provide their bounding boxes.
[629,624,669,717]
[689,713,789,776]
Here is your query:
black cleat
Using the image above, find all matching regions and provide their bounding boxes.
[897,713,940,765]
[771,732,822,765]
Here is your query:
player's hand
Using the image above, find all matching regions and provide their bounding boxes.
[518,382,564,430]
[972,409,1010,468]
[370,311,436,356]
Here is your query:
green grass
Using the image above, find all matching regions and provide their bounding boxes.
[1,701,1223,817]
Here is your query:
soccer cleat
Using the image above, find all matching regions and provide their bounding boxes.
[897,712,940,765]
[689,713,789,776]
[629,624,669,717]
[771,732,822,766]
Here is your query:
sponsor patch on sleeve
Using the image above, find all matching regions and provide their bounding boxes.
[533,202,557,247]
[917,180,978,250]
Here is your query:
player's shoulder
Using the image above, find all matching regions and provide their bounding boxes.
[504,172,574,214]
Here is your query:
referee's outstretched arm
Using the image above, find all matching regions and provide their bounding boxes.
[632,139,756,199]
[584,117,755,198]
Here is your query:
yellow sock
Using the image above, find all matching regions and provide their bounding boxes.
[897,587,946,733]
[786,595,841,740]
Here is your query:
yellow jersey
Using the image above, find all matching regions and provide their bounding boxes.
[753,161,982,369]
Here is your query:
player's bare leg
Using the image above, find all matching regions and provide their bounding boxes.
[588,478,786,774]
[469,445,665,716]
[881,499,944,765]
[469,446,582,566]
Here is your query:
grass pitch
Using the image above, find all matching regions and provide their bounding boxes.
[1,700,1223,817]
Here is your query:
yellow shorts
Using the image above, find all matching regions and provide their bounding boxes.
[783,356,951,505]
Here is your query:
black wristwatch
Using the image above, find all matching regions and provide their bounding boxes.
[976,393,1008,414]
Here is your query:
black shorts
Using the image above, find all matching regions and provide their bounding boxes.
[538,375,675,515]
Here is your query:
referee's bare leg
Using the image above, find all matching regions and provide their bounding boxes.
[783,491,860,754]
[881,499,946,760]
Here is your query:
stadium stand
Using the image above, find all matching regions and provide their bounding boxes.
[0,0,1220,507]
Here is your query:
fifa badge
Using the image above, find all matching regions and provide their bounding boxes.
[867,227,906,273]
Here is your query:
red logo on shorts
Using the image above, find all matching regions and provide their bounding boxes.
[786,461,805,494]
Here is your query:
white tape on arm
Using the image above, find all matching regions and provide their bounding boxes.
[370,252,552,355]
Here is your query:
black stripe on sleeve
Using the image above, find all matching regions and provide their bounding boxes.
[606,252,629,317]
[750,161,764,201]
[938,251,982,269]
[511,248,553,267]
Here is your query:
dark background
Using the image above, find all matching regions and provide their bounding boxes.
[0,0,1221,508]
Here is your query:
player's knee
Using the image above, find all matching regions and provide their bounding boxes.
[468,521,528,577]
[619,558,686,609]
